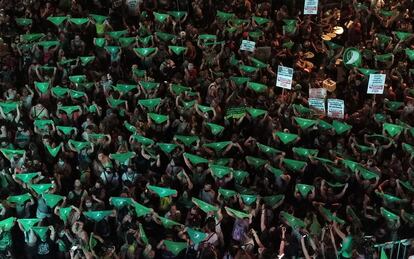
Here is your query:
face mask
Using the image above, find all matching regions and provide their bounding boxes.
[58,161,65,166]
[86,202,92,207]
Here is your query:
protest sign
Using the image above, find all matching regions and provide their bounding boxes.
[309,88,327,99]
[327,99,344,119]
[240,40,256,52]
[304,0,318,14]
[309,98,325,114]
[367,74,386,94]
[276,66,294,90]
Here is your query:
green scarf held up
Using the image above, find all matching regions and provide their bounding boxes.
[90,14,107,24]
[247,82,268,93]
[107,96,126,108]
[239,65,258,73]
[293,104,313,115]
[296,183,314,197]
[47,16,67,26]
[174,135,199,146]
[198,34,217,41]
[247,108,267,118]
[283,158,307,172]
[209,164,232,178]
[124,121,136,133]
[280,211,306,228]
[394,31,413,41]
[216,11,234,22]
[294,117,317,129]
[15,18,32,26]
[357,166,378,180]
[266,165,283,177]
[375,53,393,63]
[170,84,190,95]
[250,57,268,69]
[203,141,232,152]
[383,123,403,137]
[69,18,89,25]
[399,180,414,193]
[69,90,86,99]
[21,33,45,42]
[52,86,69,98]
[134,47,156,57]
[385,101,404,111]
[158,216,182,229]
[148,113,168,124]
[1,148,25,160]
[356,144,375,153]
[155,31,177,42]
[17,218,41,232]
[14,172,39,184]
[30,183,53,195]
[332,120,352,135]
[205,123,224,136]
[157,143,178,154]
[168,11,187,19]
[153,12,170,23]
[197,104,213,113]
[0,101,20,114]
[381,207,399,221]
[34,119,54,129]
[187,228,207,245]
[58,105,81,115]
[274,131,299,144]
[317,119,334,130]
[56,126,76,135]
[132,134,154,146]
[405,48,414,61]
[377,192,402,203]
[169,46,187,55]
[111,152,135,164]
[240,194,257,205]
[139,81,159,90]
[293,147,319,158]
[59,207,72,223]
[7,193,32,204]
[376,33,391,45]
[257,143,282,155]
[110,197,133,208]
[43,193,64,207]
[357,68,378,76]
[183,153,208,164]
[341,159,360,173]
[134,202,152,217]
[37,41,59,49]
[94,38,106,48]
[230,76,250,86]
[218,188,237,199]
[253,16,271,25]
[139,98,161,110]
[225,207,250,219]
[113,84,136,93]
[164,240,187,256]
[233,170,249,184]
[68,140,90,152]
[44,143,62,157]
[83,210,112,222]
[34,81,50,93]
[139,223,149,245]
[33,226,49,241]
[79,56,95,66]
[263,195,284,207]
[138,35,152,46]
[119,37,136,48]
[320,206,345,224]
[182,100,196,110]
[107,30,128,39]
[148,185,177,197]
[69,75,86,84]
[0,217,15,231]
[245,156,267,168]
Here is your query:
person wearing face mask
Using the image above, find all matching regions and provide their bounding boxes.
[82,195,104,211]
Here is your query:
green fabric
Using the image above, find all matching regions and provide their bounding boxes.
[206,123,224,135]
[293,147,319,157]
[134,47,156,57]
[375,53,393,62]
[275,131,299,144]
[184,153,208,164]
[380,248,388,259]
[90,14,107,24]
[34,81,50,93]
[30,183,53,195]
[147,185,177,197]
[377,192,402,203]
[68,140,90,151]
[198,34,217,41]
[218,188,237,199]
[139,98,161,109]
[94,38,106,47]
[32,226,49,241]
[52,86,69,97]
[7,193,32,204]
[44,143,62,157]
[157,143,178,154]
[192,197,218,213]
[158,216,181,228]
[43,193,64,207]
[225,207,249,219]
[296,184,314,197]
[263,195,284,207]
[175,135,199,146]
[124,121,136,133]
[240,194,257,205]
[169,46,187,55]
[282,158,307,172]
[153,12,169,23]
[0,148,25,160]
[399,180,414,193]
[230,76,250,85]
[266,165,283,177]
[58,207,72,223]
[247,82,267,93]
[293,105,313,115]
[34,119,54,129]
[341,159,360,173]
[209,164,232,178]
[139,81,159,90]
[320,206,345,224]
[37,41,59,49]
[83,210,112,222]
[47,16,67,26]
[357,166,378,180]
[379,9,395,17]
[111,152,135,164]
[314,157,334,164]
[358,68,378,76]
[167,11,187,19]
[17,218,41,232]
[0,217,15,232]
[405,48,414,61]
[148,113,168,124]
[381,207,399,221]
[343,47,362,68]
[68,75,86,84]
[249,30,264,39]
[155,31,176,42]
[225,107,247,119]
[132,134,154,146]
[253,16,271,25]
[87,133,107,141]
[247,108,267,118]
[0,101,19,114]
[374,113,387,122]
[107,30,128,39]
[70,18,89,25]
[14,173,39,184]
[239,64,258,73]
[376,33,391,45]
[21,33,44,42]
[250,57,268,68]
[383,123,403,137]
[332,120,352,135]
[394,31,412,41]
[164,240,187,256]
[197,104,213,113]
[79,56,95,66]
[134,202,152,217]
[324,41,343,49]
[138,35,152,46]
[257,143,281,155]
[280,211,305,228]
[216,11,234,21]
[107,97,126,108]
[182,100,196,110]
[232,19,249,26]
[245,156,267,168]
[282,41,294,49]
[203,141,232,152]
[187,228,207,244]
[69,90,86,99]
[110,197,133,208]
[294,117,317,129]
[356,144,375,153]
[119,37,136,47]
[139,223,148,245]
[171,84,190,95]
[385,101,404,111]
[15,18,32,26]
[105,46,120,55]
[339,236,353,258]
[58,105,81,115]
[233,170,249,183]
[56,126,76,135]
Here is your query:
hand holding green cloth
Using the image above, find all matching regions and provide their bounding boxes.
[30,183,53,195]
[37,41,59,49]
[1,148,25,160]
[257,143,282,155]
[209,164,232,178]
[83,210,113,222]
[225,207,250,219]
[14,172,39,183]
[405,48,414,61]
[383,123,403,137]
[69,18,89,25]
[155,31,177,42]
[107,30,128,39]
[139,81,160,90]
[106,97,126,108]
[34,81,50,93]
[357,68,378,76]
[148,113,169,124]
[90,14,107,23]
[375,53,393,62]
[68,140,91,151]
[158,215,182,228]
[138,35,152,46]
[196,104,214,113]
[225,107,247,119]
[15,18,32,26]
[183,153,208,164]
[157,143,178,154]
[376,33,391,45]
[58,105,81,115]
[245,156,267,168]
[385,101,404,111]
[381,207,399,221]
[294,117,318,129]
[110,152,135,164]
[110,197,133,208]
[203,141,232,152]
[138,223,148,244]
[376,192,403,203]
[58,207,72,223]
[124,121,137,133]
[134,202,152,217]
[147,185,177,197]
[263,195,284,207]
[68,75,86,84]
[247,82,268,93]
[17,218,41,232]
[280,211,306,228]
[153,12,170,23]
[320,206,345,225]
[233,170,249,184]
[134,47,157,57]
[296,183,314,197]
[52,86,69,98]
[94,38,106,47]
[163,240,187,256]
[399,180,414,193]
[44,143,62,157]
[7,193,32,204]
[198,34,217,41]
[119,37,136,47]
[247,108,267,118]
[47,16,67,26]
[341,159,360,172]
[187,228,207,244]
[293,147,319,158]
[283,158,307,172]
[216,11,234,21]
[206,122,224,135]
[240,194,257,205]
[167,11,187,19]
[0,101,20,113]
[169,46,187,55]
[230,76,250,85]
[218,188,237,199]
[79,56,95,66]
[0,217,16,231]
[274,131,299,144]
[250,57,268,68]
[192,198,218,213]
[138,98,161,110]
[332,120,352,135]
[34,119,54,129]
[131,134,154,146]
[43,193,64,207]
[357,166,378,180]
[253,16,271,25]
[266,165,283,177]
[174,135,199,146]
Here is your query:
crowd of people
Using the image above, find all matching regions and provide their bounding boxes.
[0,0,414,258]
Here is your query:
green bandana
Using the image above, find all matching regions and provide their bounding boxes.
[380,207,399,221]
[1,148,25,160]
[170,84,190,95]
[158,215,182,228]
[148,185,177,197]
[68,140,90,151]
[139,223,149,244]
[247,82,268,93]
[79,56,95,66]
[47,16,67,26]
[34,81,50,93]
[83,210,112,222]
[94,38,106,47]
[294,117,317,129]
[203,141,232,152]
[314,157,334,164]
[32,226,49,241]
[37,41,59,49]
[59,58,76,65]
[240,194,257,205]
[225,107,247,119]
[233,170,249,184]
[124,121,136,133]
[153,12,170,23]
[107,30,128,39]
[274,131,299,144]
[198,34,217,41]
[90,14,107,24]
[105,46,120,56]
[383,123,403,137]
[155,31,177,42]
[380,248,388,259]
[187,228,207,244]
[44,143,62,157]
[205,123,224,136]
[21,33,45,42]
[182,100,196,110]
[56,126,76,135]
[281,211,306,228]
[341,159,360,173]
[385,101,404,111]
[245,156,267,168]
[0,101,20,114]
[68,75,86,84]
[14,172,39,184]
[183,153,209,164]
[192,197,218,213]
[134,202,152,217]
[58,105,81,115]
[283,158,307,172]
[282,41,294,49]
[249,30,264,39]
[357,68,378,76]
[138,35,152,46]
[139,98,161,110]
[110,197,133,208]
[15,18,32,26]
[169,46,187,55]
[230,76,250,85]
[216,11,235,22]
[107,96,126,108]
[119,37,136,47]
[111,152,135,164]
[7,193,32,204]
[257,143,281,155]
[266,165,283,177]
[167,11,187,19]
[247,108,267,118]
[320,206,345,224]
[43,193,64,207]
[30,183,53,195]
[376,33,391,45]
[263,195,284,207]
[52,86,69,98]
[357,166,378,180]
[197,104,213,113]
[293,147,319,158]
[225,207,249,219]
[406,48,414,61]
[17,218,41,232]
[377,192,402,203]
[34,119,54,129]
[139,81,159,90]
[134,47,157,57]
[148,113,168,124]
[218,188,237,199]
[250,57,268,68]
[157,143,178,154]
[239,64,258,73]
[164,240,187,256]
[0,217,15,231]
[175,135,199,146]
[231,19,249,26]
[332,120,352,135]
[70,18,89,25]
[356,144,375,153]
[132,134,154,146]
[375,53,393,62]
[253,16,271,25]
[209,164,232,178]
[296,183,314,197]
[399,180,414,193]
[394,31,412,41]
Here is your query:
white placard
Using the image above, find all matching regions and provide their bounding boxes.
[276,65,294,89]
[309,88,327,99]
[240,40,256,52]
[327,99,344,119]
[367,74,386,94]
[309,98,325,114]
[304,0,319,15]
